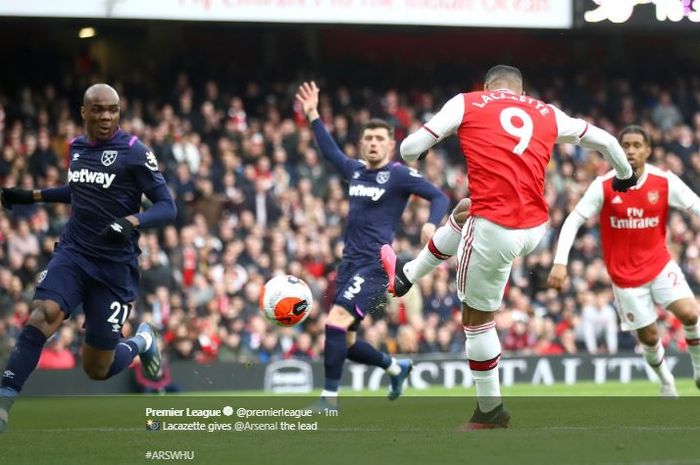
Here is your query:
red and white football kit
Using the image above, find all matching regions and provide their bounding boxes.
[555,164,700,330]
[398,87,633,418]
[401,90,632,311]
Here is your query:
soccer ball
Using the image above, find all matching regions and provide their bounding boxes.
[259,275,313,327]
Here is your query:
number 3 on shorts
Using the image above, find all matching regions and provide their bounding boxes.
[107,301,131,332]
[342,275,365,301]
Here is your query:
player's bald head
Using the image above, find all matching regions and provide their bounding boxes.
[484,65,523,94]
[81,83,121,142]
[83,83,119,106]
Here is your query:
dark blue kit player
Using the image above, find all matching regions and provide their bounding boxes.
[0,84,176,431]
[296,82,449,408]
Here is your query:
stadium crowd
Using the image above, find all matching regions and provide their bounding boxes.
[1,68,700,371]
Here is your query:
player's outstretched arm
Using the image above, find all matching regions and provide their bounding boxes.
[1,185,71,209]
[400,94,464,162]
[548,212,586,291]
[296,81,361,178]
[549,179,603,290]
[579,125,638,192]
[551,106,635,192]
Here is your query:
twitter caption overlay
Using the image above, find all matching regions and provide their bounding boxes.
[144,405,336,432]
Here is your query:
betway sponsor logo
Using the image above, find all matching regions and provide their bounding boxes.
[68,168,115,189]
[349,184,385,201]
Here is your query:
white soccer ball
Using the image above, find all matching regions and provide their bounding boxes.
[259,275,313,327]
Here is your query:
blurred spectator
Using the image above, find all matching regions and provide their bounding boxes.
[651,91,683,132]
[37,327,76,370]
[579,291,618,354]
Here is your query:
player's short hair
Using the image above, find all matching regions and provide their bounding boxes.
[484,65,523,88]
[360,119,394,139]
[619,125,652,146]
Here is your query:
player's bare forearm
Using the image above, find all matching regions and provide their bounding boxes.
[305,109,320,122]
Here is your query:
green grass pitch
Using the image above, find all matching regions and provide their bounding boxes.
[1,379,699,465]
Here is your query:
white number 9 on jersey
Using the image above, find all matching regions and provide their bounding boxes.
[499,107,533,156]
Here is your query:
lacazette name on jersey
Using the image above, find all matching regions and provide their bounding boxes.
[470,91,551,116]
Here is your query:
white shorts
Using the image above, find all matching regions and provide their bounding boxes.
[456,216,546,311]
[612,260,694,331]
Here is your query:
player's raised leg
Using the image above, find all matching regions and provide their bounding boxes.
[0,299,64,432]
[637,324,677,398]
[345,331,412,400]
[381,198,470,297]
[666,297,700,388]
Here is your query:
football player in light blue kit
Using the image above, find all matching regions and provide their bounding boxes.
[296,82,449,408]
[0,84,176,431]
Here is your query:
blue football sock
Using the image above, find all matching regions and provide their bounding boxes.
[105,340,140,379]
[323,325,348,392]
[347,339,391,369]
[1,325,47,393]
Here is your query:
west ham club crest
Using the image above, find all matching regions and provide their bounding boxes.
[101,150,118,166]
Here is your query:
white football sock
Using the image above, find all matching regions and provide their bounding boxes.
[642,342,674,385]
[403,215,462,283]
[133,330,153,353]
[683,322,700,378]
[321,389,338,398]
[386,358,401,376]
[465,321,501,413]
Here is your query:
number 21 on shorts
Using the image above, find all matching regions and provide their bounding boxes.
[107,301,131,333]
[500,107,533,156]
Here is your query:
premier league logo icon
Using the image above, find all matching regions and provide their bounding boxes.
[376,171,390,184]
[146,419,161,431]
[101,150,118,166]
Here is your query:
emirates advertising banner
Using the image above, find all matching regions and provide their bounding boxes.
[0,0,573,28]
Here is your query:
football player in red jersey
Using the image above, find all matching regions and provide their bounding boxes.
[381,65,635,429]
[549,125,700,397]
